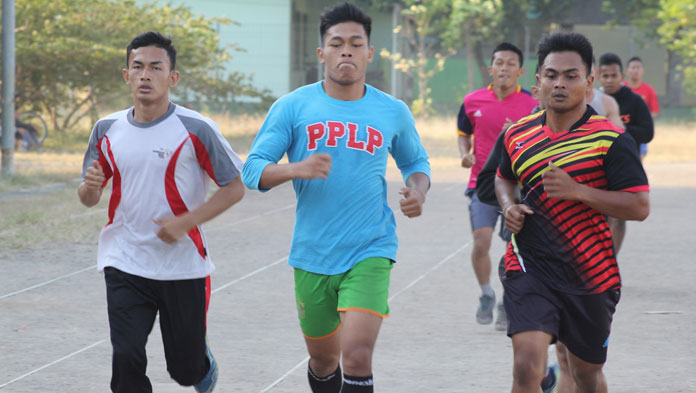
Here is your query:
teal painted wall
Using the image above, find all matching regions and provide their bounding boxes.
[148,0,292,97]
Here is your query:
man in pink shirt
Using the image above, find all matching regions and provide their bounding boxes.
[456,42,537,328]
[623,56,659,159]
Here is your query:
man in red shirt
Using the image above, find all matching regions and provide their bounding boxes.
[623,56,659,159]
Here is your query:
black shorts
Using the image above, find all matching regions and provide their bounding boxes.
[502,270,620,364]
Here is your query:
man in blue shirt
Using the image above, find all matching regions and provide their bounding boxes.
[242,4,430,392]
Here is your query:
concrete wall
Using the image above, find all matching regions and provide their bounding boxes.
[575,24,667,96]
[155,0,292,98]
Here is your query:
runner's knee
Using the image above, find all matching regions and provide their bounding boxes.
[309,352,341,377]
[570,364,604,392]
[512,350,547,387]
[341,344,373,375]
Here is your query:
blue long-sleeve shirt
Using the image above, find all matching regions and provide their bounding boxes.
[242,82,430,275]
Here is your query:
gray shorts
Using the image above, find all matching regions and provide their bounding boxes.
[466,188,511,242]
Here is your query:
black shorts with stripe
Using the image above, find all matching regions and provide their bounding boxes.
[502,270,620,364]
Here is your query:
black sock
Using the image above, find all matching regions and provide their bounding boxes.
[341,374,373,393]
[308,363,342,393]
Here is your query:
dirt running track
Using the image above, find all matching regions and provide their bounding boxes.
[1,164,694,392]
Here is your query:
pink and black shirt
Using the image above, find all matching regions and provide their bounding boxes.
[457,85,537,189]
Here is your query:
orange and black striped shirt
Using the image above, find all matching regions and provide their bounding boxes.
[497,107,649,294]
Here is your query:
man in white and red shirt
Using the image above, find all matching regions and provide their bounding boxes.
[78,32,244,393]
[456,42,537,329]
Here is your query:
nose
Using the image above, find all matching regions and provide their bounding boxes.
[340,44,352,57]
[139,68,151,80]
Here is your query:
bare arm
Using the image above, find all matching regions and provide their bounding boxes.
[542,163,649,220]
[399,172,430,218]
[602,94,625,130]
[495,176,534,234]
[77,160,105,207]
[258,154,332,190]
[458,134,475,168]
[154,176,245,244]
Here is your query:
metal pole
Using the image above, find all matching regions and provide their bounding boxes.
[1,0,16,176]
[390,4,400,98]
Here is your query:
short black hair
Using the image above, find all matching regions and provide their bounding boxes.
[599,52,623,73]
[319,2,372,44]
[126,31,177,70]
[537,32,593,76]
[492,42,524,67]
[627,56,643,66]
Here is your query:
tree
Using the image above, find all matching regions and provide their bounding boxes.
[656,0,696,90]
[445,0,502,93]
[4,0,271,133]
[380,1,456,117]
[603,0,696,102]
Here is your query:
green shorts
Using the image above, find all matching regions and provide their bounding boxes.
[294,257,394,339]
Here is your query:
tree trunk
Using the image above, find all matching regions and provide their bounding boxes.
[464,20,475,93]
[474,40,489,89]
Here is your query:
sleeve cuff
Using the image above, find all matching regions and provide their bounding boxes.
[241,158,273,192]
[619,185,650,193]
[399,159,431,185]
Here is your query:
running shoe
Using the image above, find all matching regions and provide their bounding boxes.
[541,363,560,393]
[494,301,507,331]
[194,341,218,393]
[476,293,496,324]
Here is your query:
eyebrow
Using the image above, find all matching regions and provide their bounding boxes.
[328,35,366,42]
[544,67,580,74]
[131,60,164,66]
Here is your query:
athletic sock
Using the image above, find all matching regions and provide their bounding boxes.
[308,363,342,393]
[481,283,495,298]
[540,366,556,390]
[341,374,374,393]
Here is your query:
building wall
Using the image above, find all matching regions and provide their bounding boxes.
[155,0,292,98]
[226,0,292,97]
[575,24,667,96]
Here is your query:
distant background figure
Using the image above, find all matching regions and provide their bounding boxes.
[623,56,660,160]
[457,42,537,329]
[587,58,624,130]
[597,52,654,255]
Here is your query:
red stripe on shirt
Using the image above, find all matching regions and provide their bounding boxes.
[188,132,218,185]
[165,138,207,259]
[621,185,650,193]
[104,136,121,227]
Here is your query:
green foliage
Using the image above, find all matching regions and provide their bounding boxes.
[444,0,502,47]
[5,0,272,134]
[379,1,456,117]
[604,0,696,92]
[657,0,696,90]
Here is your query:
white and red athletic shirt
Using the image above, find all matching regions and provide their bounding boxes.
[81,103,242,280]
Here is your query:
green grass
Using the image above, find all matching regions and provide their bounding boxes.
[41,128,93,153]
[0,172,79,193]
